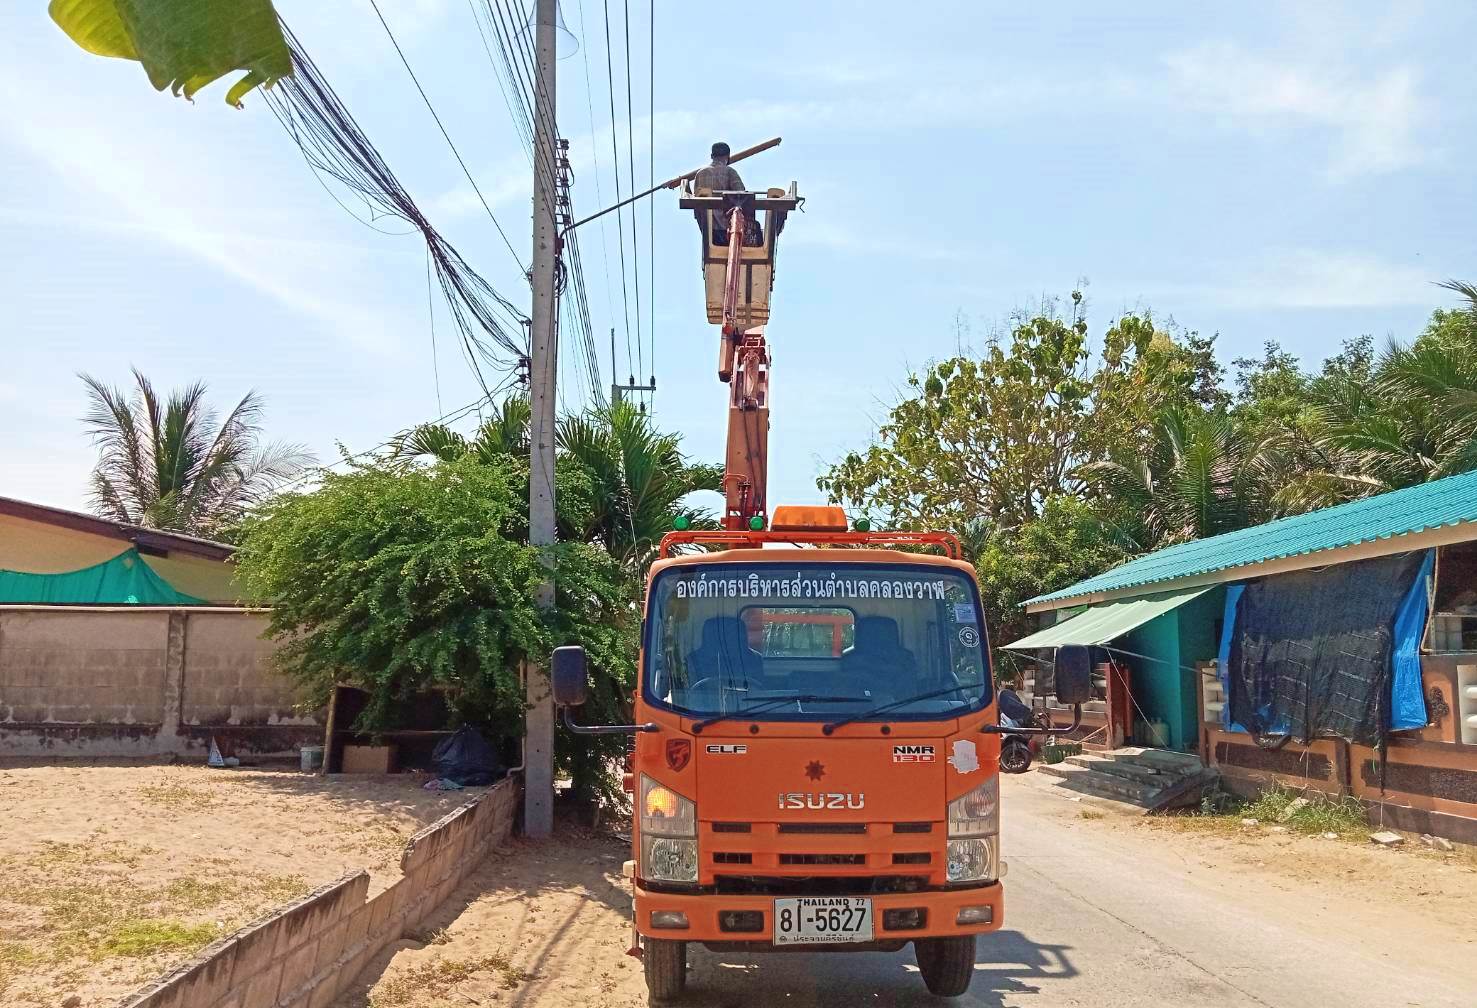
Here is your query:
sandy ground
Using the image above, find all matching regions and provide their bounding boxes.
[341,775,1477,1008]
[0,762,486,1008]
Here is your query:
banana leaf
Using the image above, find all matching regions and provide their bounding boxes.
[49,0,291,106]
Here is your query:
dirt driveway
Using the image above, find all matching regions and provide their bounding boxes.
[0,762,484,1007]
[341,776,1477,1008]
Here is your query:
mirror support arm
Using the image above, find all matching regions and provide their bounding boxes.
[560,707,660,735]
[980,703,1082,736]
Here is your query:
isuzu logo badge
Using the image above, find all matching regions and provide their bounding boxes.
[778,793,865,810]
[665,739,691,771]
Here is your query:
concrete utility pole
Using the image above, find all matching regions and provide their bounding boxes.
[524,0,558,839]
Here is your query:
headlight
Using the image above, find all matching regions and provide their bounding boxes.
[947,776,999,837]
[639,775,698,882]
[640,774,696,836]
[947,837,998,883]
[641,835,699,882]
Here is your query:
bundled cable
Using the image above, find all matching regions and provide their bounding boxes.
[264,24,529,393]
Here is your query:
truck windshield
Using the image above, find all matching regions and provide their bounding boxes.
[644,563,991,721]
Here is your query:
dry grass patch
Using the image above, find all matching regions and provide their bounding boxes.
[370,955,535,1007]
[0,835,309,999]
[135,781,222,809]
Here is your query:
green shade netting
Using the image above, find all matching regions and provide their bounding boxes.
[0,548,204,605]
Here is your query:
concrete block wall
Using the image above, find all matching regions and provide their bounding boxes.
[0,610,168,725]
[0,607,316,757]
[181,613,297,728]
[116,773,523,1008]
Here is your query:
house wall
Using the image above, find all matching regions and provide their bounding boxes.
[0,607,316,758]
[1123,612,1185,750]
[0,512,244,602]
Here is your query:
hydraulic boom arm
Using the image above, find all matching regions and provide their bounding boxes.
[719,207,770,532]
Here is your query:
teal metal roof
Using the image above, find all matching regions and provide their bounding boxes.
[1027,469,1477,608]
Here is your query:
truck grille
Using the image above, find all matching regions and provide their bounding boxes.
[777,823,867,835]
[713,874,927,896]
[779,853,866,866]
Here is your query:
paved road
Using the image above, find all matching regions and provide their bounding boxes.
[349,775,1475,1008]
[669,778,1472,1008]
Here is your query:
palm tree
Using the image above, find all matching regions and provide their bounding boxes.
[390,396,721,568]
[557,401,722,568]
[1270,324,1477,513]
[388,395,531,464]
[1078,406,1275,552]
[80,368,312,538]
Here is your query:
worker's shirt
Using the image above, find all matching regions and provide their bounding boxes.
[694,160,745,235]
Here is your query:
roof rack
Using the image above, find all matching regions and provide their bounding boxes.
[658,529,963,560]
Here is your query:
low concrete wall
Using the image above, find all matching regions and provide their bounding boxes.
[117,773,523,1008]
[0,607,316,758]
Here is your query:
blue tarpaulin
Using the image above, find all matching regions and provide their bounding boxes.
[1389,549,1435,730]
[1217,549,1433,742]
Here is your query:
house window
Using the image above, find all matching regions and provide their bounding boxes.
[1431,542,1477,652]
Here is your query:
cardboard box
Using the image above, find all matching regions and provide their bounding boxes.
[341,743,397,774]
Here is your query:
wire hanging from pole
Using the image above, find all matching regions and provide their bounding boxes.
[368,0,525,273]
[265,23,530,398]
[647,0,655,410]
[600,0,634,386]
[621,0,643,405]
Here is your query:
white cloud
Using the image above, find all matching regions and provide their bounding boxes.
[1162,41,1431,179]
[1155,250,1436,311]
[0,75,414,356]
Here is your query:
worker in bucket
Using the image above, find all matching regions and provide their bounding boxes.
[694,142,759,246]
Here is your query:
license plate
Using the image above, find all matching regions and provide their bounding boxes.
[772,897,873,945]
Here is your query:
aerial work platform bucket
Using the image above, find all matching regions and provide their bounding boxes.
[679,183,799,332]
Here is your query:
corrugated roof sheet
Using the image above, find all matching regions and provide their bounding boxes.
[1027,468,1477,608]
[1003,587,1211,649]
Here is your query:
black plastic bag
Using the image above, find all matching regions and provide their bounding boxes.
[432,726,503,787]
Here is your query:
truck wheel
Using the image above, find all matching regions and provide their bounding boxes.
[643,938,687,1003]
[914,935,976,997]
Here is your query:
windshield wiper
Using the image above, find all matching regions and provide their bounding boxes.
[693,694,869,733]
[821,684,980,735]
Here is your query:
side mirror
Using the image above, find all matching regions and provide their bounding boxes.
[552,646,589,707]
[1053,644,1093,706]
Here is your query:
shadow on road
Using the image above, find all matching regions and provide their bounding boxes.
[678,929,1076,1007]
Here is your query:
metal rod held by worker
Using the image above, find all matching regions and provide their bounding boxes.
[564,137,782,234]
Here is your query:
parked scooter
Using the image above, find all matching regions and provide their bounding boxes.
[997,688,1048,773]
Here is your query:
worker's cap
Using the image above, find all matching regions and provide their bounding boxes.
[711,141,731,159]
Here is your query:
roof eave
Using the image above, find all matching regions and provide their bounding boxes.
[1023,518,1477,614]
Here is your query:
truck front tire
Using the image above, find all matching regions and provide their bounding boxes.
[643,937,687,1003]
[914,935,976,997]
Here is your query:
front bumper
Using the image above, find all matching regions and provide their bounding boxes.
[634,881,1004,944]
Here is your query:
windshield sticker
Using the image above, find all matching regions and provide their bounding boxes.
[948,739,980,774]
[893,744,935,763]
[671,572,949,601]
[957,626,980,648]
[953,603,977,623]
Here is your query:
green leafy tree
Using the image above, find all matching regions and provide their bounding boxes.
[971,495,1134,671]
[50,0,291,105]
[79,368,311,538]
[235,454,636,801]
[818,295,1223,534]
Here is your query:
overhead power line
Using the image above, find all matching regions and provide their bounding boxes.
[265,23,530,398]
[369,0,525,273]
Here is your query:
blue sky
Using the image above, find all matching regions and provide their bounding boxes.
[3,1,1474,519]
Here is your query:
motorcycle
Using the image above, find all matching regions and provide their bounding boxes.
[997,688,1051,774]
